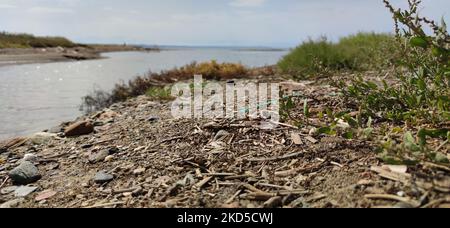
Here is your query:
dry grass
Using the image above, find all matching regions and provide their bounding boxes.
[82,61,275,112]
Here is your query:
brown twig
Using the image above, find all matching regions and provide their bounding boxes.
[0,176,9,189]
[365,194,420,207]
[193,177,213,190]
[225,190,242,204]
[246,151,304,162]
[83,201,125,208]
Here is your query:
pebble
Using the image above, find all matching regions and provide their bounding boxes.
[64,121,94,137]
[23,153,39,163]
[93,171,114,184]
[104,155,115,162]
[108,147,120,154]
[29,132,57,145]
[48,126,63,134]
[148,116,160,123]
[14,186,38,197]
[133,168,146,175]
[8,161,41,185]
[0,198,24,208]
[1,186,18,195]
[89,150,109,164]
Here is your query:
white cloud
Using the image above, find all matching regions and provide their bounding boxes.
[229,0,267,8]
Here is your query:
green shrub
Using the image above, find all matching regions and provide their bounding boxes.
[0,32,76,48]
[338,0,449,165]
[278,33,397,78]
[146,87,174,101]
[341,0,449,124]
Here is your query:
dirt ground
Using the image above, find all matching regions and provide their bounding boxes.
[0,76,449,208]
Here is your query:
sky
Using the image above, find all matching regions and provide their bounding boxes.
[0,0,449,47]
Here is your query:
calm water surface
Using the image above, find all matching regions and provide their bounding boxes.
[0,49,288,140]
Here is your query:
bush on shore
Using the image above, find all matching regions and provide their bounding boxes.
[278,33,398,78]
[0,32,77,49]
[81,61,273,112]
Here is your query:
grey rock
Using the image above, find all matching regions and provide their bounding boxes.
[93,171,114,184]
[14,186,38,197]
[23,153,39,163]
[0,198,24,208]
[148,116,160,123]
[88,150,109,164]
[1,186,18,195]
[108,147,120,155]
[8,161,41,185]
[29,132,57,145]
[48,126,63,134]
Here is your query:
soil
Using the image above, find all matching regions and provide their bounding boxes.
[0,75,448,208]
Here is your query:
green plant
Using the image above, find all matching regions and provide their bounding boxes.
[278,33,397,78]
[377,128,449,165]
[342,0,449,124]
[146,86,174,101]
[340,0,449,165]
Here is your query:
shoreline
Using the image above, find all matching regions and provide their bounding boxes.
[0,45,158,67]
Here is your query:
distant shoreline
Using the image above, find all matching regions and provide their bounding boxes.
[0,45,159,67]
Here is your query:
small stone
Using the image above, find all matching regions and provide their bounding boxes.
[23,153,39,163]
[148,116,160,123]
[123,192,133,197]
[14,186,38,197]
[104,155,115,162]
[108,147,120,154]
[48,126,63,134]
[29,132,57,145]
[64,121,94,137]
[89,150,109,164]
[8,161,41,185]
[0,198,24,208]
[93,171,114,184]
[133,168,146,175]
[1,186,18,195]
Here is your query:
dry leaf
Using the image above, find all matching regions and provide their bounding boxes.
[291,133,303,145]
